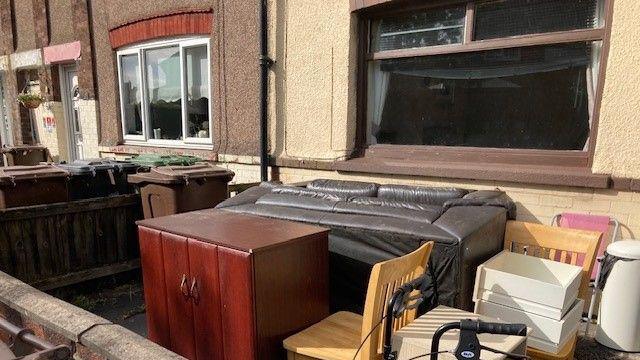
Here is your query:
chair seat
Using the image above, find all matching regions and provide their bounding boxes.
[284,311,363,360]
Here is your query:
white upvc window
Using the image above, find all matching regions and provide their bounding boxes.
[117,37,212,147]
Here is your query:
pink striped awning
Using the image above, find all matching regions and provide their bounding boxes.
[43,41,81,64]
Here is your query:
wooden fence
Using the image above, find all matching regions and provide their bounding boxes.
[0,194,143,290]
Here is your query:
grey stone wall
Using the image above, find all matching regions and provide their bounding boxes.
[0,272,184,360]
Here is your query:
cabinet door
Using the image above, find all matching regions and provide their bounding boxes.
[218,247,256,360]
[162,232,196,359]
[188,240,224,360]
[138,227,170,348]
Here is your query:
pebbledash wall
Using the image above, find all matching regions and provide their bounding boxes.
[0,0,100,160]
[256,0,640,242]
[94,0,262,160]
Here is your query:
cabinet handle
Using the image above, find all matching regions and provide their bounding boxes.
[180,274,190,297]
[190,278,200,304]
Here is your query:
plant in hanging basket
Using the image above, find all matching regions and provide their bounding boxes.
[17,93,43,109]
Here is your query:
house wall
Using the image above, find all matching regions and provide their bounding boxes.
[267,0,640,175]
[93,0,261,157]
[13,0,37,52]
[267,0,357,161]
[262,0,640,239]
[48,0,77,46]
[592,0,640,178]
[29,82,70,162]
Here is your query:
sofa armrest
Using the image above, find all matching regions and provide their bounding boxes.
[443,195,516,220]
[215,183,275,209]
[463,189,506,200]
[434,206,507,310]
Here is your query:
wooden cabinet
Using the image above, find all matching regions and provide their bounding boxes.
[137,210,329,360]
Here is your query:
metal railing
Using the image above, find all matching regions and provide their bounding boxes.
[0,317,72,360]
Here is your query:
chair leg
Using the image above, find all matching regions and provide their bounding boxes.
[586,256,604,335]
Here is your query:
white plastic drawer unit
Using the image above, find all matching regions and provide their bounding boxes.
[473,251,583,319]
[475,298,583,354]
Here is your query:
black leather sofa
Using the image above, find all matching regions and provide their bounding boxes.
[216,179,516,312]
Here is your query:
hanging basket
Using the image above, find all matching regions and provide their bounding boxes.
[17,95,43,109]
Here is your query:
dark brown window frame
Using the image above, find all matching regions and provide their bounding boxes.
[352,0,615,170]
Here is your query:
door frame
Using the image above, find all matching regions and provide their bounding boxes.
[0,73,13,147]
[59,64,80,161]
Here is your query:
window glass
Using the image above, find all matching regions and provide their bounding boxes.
[372,6,466,52]
[185,45,210,139]
[145,46,182,140]
[368,42,600,150]
[120,54,143,136]
[475,0,601,40]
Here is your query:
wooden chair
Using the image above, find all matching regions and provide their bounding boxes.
[504,221,602,360]
[283,241,434,360]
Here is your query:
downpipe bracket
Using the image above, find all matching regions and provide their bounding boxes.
[259,55,275,68]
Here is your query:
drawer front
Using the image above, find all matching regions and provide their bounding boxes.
[219,247,256,360]
[188,240,224,360]
[162,232,197,359]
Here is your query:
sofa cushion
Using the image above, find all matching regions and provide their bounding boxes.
[378,184,468,205]
[271,185,344,201]
[351,197,442,212]
[256,193,339,212]
[307,179,379,198]
[221,205,458,245]
[336,200,442,224]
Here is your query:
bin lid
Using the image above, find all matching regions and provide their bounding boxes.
[129,154,202,167]
[607,240,640,260]
[0,165,69,185]
[0,145,47,153]
[128,163,234,185]
[55,158,139,175]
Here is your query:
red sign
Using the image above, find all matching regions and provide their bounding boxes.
[43,116,56,132]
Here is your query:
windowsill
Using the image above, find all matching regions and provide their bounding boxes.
[331,156,611,189]
[122,140,214,151]
[101,143,217,160]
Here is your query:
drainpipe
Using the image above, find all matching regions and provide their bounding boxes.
[259,0,273,182]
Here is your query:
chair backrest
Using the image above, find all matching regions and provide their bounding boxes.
[555,212,619,279]
[358,241,434,360]
[505,221,601,301]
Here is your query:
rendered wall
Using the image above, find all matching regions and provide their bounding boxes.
[268,0,357,161]
[268,0,640,180]
[592,0,640,178]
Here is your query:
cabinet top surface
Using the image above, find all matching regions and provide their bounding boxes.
[137,209,329,253]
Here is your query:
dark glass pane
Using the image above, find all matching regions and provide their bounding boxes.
[145,46,182,140]
[185,45,210,139]
[372,6,465,52]
[368,42,599,150]
[120,54,143,136]
[475,0,601,40]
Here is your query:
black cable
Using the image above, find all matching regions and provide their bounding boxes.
[351,314,389,360]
